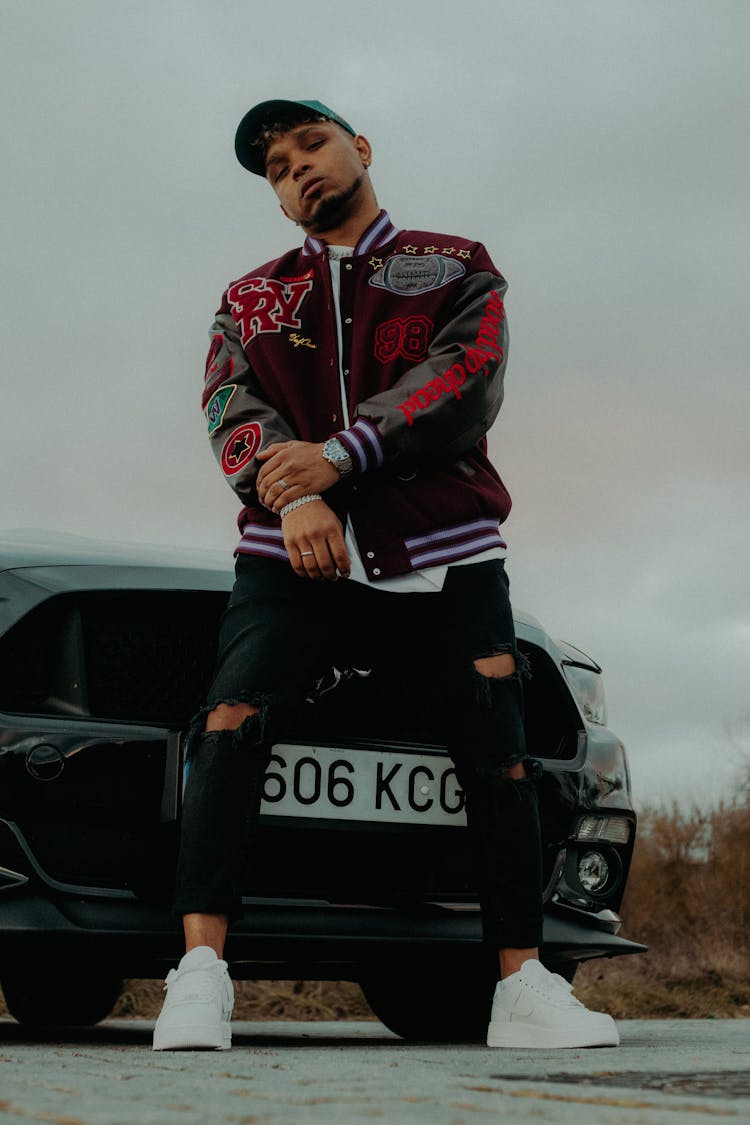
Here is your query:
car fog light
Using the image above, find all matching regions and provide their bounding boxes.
[578,850,609,893]
[575,815,631,844]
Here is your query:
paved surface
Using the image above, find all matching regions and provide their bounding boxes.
[0,1019,748,1123]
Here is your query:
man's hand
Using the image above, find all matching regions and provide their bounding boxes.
[281,499,351,581]
[257,441,340,512]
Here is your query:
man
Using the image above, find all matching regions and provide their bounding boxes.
[153,99,618,1051]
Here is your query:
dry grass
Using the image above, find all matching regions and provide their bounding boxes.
[576,798,750,1018]
[110,978,374,1022]
[2,797,749,1023]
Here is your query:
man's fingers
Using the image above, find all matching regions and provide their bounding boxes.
[290,546,315,579]
[315,539,340,582]
[271,485,304,513]
[256,442,290,462]
[328,532,351,579]
[311,530,350,581]
[296,538,338,582]
[300,545,322,580]
[281,502,346,581]
[267,477,294,507]
[256,447,289,486]
[259,467,295,507]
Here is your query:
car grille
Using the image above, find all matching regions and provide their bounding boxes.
[0,589,581,758]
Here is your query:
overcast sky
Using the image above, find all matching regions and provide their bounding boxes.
[1,1,748,805]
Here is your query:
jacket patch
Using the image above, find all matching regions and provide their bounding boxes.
[202,334,234,405]
[289,332,317,350]
[374,316,433,363]
[228,274,314,346]
[396,291,505,427]
[205,384,237,435]
[369,254,465,296]
[424,245,472,259]
[221,422,263,475]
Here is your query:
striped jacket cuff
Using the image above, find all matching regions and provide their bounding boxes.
[236,524,289,561]
[405,518,507,569]
[334,418,384,475]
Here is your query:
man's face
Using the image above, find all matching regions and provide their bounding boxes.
[264,121,372,234]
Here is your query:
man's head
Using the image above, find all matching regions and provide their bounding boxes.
[234,99,376,237]
[235,100,356,175]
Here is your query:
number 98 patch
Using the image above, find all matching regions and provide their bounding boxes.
[374,316,434,364]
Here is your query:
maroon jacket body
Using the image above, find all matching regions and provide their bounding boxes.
[202,211,512,581]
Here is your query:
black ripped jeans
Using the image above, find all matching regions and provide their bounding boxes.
[174,555,543,950]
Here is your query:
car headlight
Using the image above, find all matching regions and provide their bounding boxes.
[562,662,607,725]
[575,815,631,844]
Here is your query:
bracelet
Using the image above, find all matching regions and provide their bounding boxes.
[279,493,323,518]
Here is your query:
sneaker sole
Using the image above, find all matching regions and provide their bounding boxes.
[153,1024,232,1051]
[486,1022,619,1049]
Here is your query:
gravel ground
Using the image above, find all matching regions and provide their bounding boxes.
[0,1018,749,1124]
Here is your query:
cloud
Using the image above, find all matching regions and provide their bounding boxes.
[1,1,748,804]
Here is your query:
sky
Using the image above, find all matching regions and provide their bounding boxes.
[1,1,748,806]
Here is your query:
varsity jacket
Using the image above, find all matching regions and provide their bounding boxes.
[202,210,512,581]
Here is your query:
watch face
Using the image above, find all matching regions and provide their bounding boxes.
[324,439,347,462]
[323,438,352,475]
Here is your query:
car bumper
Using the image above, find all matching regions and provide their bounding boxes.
[0,888,645,979]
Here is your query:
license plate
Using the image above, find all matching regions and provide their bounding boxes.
[260,742,467,828]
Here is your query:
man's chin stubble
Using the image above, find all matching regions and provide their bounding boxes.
[302,174,364,235]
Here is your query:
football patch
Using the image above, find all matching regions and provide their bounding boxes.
[221,422,263,475]
[205,384,237,435]
[369,254,465,296]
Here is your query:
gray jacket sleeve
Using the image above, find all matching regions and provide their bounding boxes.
[202,306,297,509]
[334,270,508,474]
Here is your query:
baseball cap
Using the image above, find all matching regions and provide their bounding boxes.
[235,99,356,176]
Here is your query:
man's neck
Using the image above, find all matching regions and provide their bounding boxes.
[302,200,381,250]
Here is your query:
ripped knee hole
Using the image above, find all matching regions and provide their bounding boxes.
[473,653,517,679]
[205,700,261,731]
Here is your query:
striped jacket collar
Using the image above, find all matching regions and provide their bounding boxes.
[302,209,400,258]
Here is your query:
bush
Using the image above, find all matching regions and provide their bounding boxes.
[575,796,750,1017]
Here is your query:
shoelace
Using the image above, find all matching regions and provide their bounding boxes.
[549,973,586,1008]
[163,966,225,1004]
[523,970,586,1010]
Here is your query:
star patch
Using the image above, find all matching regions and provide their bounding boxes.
[221,422,263,476]
[402,245,418,254]
[369,256,384,270]
[441,246,456,255]
[456,249,472,260]
[424,245,439,254]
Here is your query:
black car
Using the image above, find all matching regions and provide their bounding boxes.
[0,533,644,1040]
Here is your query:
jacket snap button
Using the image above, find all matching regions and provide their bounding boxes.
[372,568,381,576]
[366,551,375,559]
[344,317,352,325]
[345,263,353,270]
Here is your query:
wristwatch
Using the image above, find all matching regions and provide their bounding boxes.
[322,437,353,478]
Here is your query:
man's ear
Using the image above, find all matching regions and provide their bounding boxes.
[354,134,373,168]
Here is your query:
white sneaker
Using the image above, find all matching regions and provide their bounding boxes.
[152,946,234,1051]
[486,959,619,1048]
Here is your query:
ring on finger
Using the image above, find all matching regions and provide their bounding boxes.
[278,478,290,490]
[300,550,314,557]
